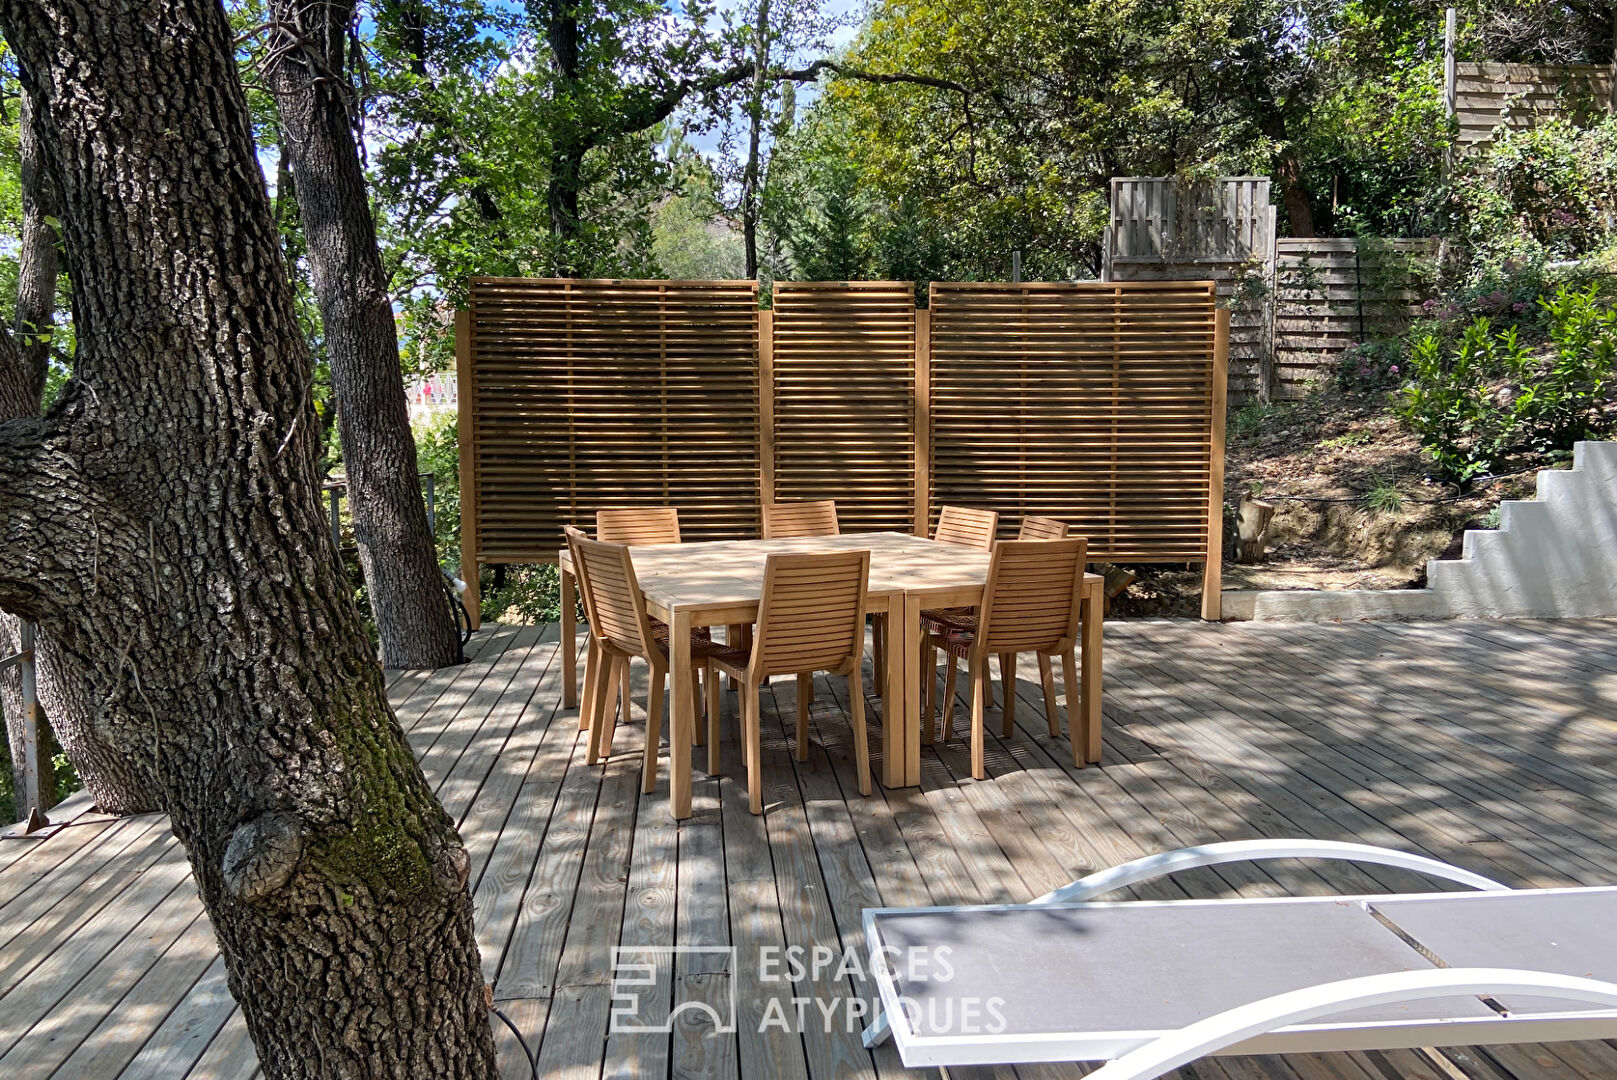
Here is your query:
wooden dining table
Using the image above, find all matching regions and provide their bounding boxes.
[558,532,1104,820]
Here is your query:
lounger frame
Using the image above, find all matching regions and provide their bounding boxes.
[861,840,1617,1074]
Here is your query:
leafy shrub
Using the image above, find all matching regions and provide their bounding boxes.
[1334,338,1404,393]
[1228,398,1272,439]
[1397,318,1511,485]
[1398,285,1617,484]
[1445,117,1617,276]
[1502,283,1617,454]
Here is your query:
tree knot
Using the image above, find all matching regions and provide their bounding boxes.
[222,811,304,903]
[435,841,471,892]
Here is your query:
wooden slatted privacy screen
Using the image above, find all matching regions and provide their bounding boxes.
[769,282,917,532]
[460,278,760,568]
[458,277,1226,622]
[928,282,1223,562]
[1453,62,1613,148]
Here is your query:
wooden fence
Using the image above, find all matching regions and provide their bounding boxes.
[770,282,918,532]
[458,278,1229,619]
[1273,238,1436,399]
[1104,177,1275,401]
[1452,61,1613,148]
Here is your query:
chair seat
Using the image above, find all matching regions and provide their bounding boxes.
[921,607,977,634]
[646,618,726,663]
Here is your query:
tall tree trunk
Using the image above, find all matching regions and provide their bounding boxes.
[0,2,497,1077]
[266,0,463,669]
[741,0,772,279]
[1275,149,1316,238]
[0,87,159,817]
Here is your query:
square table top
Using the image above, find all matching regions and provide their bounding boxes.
[559,531,1101,616]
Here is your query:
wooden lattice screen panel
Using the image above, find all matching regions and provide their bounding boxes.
[769,282,918,532]
[928,281,1223,563]
[461,278,760,564]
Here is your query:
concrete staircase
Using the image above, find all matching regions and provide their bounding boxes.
[1223,440,1617,621]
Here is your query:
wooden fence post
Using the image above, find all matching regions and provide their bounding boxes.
[455,308,481,630]
[914,301,931,537]
[759,306,775,507]
[1201,307,1229,621]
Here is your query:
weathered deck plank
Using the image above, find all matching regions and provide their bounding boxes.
[3,618,1617,1080]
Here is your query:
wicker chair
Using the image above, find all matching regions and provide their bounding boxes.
[761,500,840,539]
[925,536,1089,777]
[706,551,873,814]
[566,530,724,794]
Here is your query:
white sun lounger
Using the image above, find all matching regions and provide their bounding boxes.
[861,840,1617,1079]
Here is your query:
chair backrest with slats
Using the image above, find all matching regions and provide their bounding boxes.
[934,506,999,550]
[1018,516,1069,540]
[761,500,841,540]
[596,507,681,545]
[569,533,655,657]
[976,538,1088,654]
[563,524,598,630]
[751,551,870,678]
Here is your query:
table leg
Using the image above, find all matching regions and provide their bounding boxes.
[881,599,905,788]
[902,593,924,785]
[670,610,694,820]
[1081,580,1104,764]
[562,566,578,709]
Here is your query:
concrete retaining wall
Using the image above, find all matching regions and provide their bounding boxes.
[1224,440,1617,621]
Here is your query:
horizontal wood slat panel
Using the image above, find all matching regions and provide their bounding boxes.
[771,282,916,532]
[467,278,760,561]
[1272,238,1435,401]
[1453,61,1612,146]
[928,282,1219,562]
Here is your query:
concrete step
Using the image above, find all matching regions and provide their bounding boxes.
[1224,440,1617,621]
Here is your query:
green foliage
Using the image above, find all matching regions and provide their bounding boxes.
[652,144,745,280]
[1397,287,1617,483]
[1318,428,1374,449]
[1228,398,1274,440]
[1334,338,1404,393]
[1444,118,1617,286]
[1360,473,1404,513]
[1396,320,1505,485]
[1503,283,1617,454]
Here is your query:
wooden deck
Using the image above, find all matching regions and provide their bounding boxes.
[3,617,1617,1080]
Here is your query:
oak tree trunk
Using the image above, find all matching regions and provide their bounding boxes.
[266,0,463,670]
[0,2,497,1076]
[0,88,159,817]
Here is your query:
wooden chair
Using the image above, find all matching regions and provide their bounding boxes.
[924,537,1089,778]
[596,507,681,545]
[706,551,873,814]
[761,500,840,539]
[1017,515,1070,541]
[565,531,722,794]
[594,507,689,733]
[923,514,1064,709]
[933,505,999,549]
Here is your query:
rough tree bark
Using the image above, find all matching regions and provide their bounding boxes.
[266,0,462,670]
[0,90,158,817]
[0,2,497,1076]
